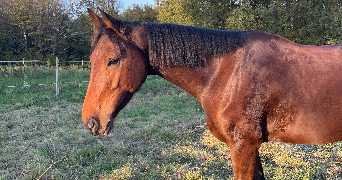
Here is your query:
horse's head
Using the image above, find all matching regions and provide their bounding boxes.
[82,9,149,136]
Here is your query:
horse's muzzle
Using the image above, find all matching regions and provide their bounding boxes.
[86,117,113,136]
[86,117,100,136]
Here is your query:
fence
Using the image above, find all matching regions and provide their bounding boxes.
[0,59,89,66]
[0,57,90,98]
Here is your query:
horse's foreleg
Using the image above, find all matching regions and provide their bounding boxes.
[206,115,265,180]
[254,151,265,180]
[228,138,264,180]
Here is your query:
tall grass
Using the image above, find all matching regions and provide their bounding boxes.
[0,67,342,179]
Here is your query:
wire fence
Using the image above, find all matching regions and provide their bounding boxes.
[0,60,46,63]
[0,59,90,66]
[0,58,90,98]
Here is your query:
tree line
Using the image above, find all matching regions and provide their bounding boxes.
[0,0,341,63]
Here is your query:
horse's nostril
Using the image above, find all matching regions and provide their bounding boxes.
[86,117,99,135]
[87,120,95,129]
[103,120,113,136]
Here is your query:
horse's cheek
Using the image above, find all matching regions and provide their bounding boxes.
[123,71,145,93]
[122,60,147,93]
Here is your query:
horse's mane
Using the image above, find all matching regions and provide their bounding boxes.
[91,22,247,68]
[143,22,247,67]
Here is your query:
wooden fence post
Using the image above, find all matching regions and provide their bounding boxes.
[10,62,13,75]
[23,58,26,72]
[56,57,59,98]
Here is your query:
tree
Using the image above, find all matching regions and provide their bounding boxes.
[0,7,16,60]
[157,0,239,29]
[263,0,342,45]
[69,0,122,18]
[120,4,158,22]
[182,0,239,29]
[0,0,125,62]
[227,0,342,45]
[226,1,265,31]
[156,0,191,25]
[0,0,73,61]
[67,0,124,62]
[67,14,93,61]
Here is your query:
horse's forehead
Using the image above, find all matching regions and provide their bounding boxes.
[98,35,117,49]
[91,35,120,64]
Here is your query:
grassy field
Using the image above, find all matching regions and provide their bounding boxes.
[1,66,342,180]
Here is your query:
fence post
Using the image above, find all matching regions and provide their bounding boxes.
[22,58,26,72]
[56,57,59,98]
[10,62,13,75]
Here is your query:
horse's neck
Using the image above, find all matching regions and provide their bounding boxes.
[151,50,244,103]
[153,65,216,102]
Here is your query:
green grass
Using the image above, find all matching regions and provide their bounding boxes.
[1,67,342,179]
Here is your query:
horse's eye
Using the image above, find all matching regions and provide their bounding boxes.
[108,58,120,66]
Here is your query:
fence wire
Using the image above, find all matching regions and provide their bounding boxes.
[0,60,90,94]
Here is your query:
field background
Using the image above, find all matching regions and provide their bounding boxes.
[1,66,342,180]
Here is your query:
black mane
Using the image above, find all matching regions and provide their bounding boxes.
[91,22,247,68]
[143,22,247,67]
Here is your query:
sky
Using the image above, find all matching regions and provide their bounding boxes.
[121,0,156,10]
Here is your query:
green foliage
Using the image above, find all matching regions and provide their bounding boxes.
[0,0,159,62]
[0,34,14,60]
[269,0,342,45]
[182,0,239,29]
[158,0,342,45]
[156,0,190,25]
[226,2,264,31]
[0,0,73,61]
[120,4,158,22]
[0,0,122,62]
[70,0,121,18]
[229,0,342,45]
[156,0,238,29]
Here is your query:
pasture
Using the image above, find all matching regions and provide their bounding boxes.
[0,66,342,179]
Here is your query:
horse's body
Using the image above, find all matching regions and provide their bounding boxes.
[82,9,342,180]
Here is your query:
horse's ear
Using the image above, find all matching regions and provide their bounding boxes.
[88,8,105,28]
[99,9,124,35]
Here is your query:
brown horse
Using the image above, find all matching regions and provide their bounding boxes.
[82,9,342,180]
